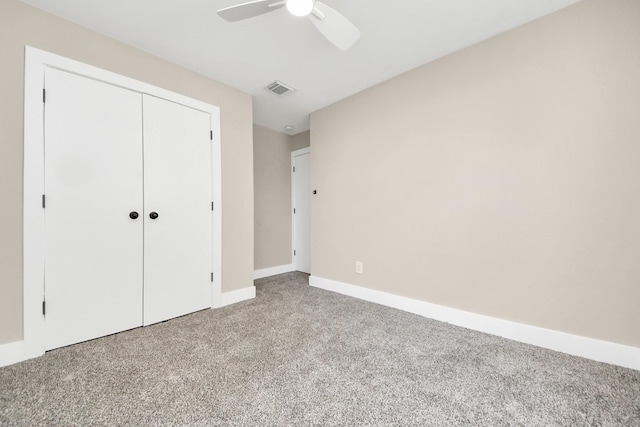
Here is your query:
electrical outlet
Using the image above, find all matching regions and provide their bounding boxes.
[355,261,363,274]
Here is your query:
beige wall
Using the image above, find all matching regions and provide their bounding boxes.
[0,0,254,345]
[311,0,640,347]
[291,131,311,152]
[254,125,293,269]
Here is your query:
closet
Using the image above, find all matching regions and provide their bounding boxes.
[43,67,214,350]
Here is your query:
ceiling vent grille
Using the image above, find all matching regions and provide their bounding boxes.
[266,80,296,96]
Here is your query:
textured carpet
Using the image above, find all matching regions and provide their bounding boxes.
[1,272,639,426]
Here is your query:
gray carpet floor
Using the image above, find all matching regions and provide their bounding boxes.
[1,272,639,426]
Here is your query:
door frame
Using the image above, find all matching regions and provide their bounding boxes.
[291,147,311,272]
[23,46,222,359]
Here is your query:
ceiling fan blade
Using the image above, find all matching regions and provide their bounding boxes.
[309,1,361,51]
[217,0,285,22]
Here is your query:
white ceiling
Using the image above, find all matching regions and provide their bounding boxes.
[21,0,581,135]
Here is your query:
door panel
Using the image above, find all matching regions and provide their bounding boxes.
[44,68,144,350]
[143,95,213,325]
[293,152,311,273]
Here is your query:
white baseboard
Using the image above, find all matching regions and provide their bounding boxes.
[0,340,27,368]
[254,264,294,280]
[219,285,256,307]
[309,276,640,371]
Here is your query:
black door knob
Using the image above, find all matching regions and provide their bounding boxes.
[149,212,159,220]
[129,211,139,219]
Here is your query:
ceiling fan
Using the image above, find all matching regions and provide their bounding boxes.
[217,0,361,51]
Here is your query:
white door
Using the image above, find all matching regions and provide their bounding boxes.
[292,150,311,273]
[44,68,144,350]
[142,95,213,325]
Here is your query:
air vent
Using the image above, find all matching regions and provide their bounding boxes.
[266,80,296,96]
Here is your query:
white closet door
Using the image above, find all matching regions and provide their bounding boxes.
[142,95,213,325]
[44,68,144,350]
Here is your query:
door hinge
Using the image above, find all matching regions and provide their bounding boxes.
[294,250,296,256]
[293,208,296,214]
[42,88,46,103]
[42,300,46,316]
[293,166,296,172]
[211,272,214,282]
[211,201,214,211]
[42,194,46,208]
[210,130,213,141]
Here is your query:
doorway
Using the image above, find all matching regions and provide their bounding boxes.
[292,148,311,273]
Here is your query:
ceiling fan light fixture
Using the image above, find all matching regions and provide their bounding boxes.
[286,0,314,17]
